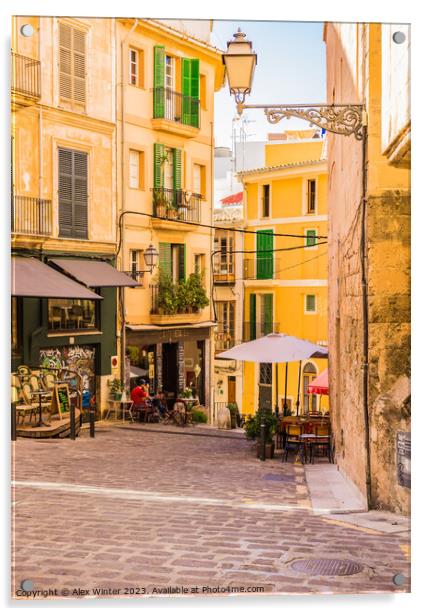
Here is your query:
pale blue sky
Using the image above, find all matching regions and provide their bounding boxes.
[212,20,326,147]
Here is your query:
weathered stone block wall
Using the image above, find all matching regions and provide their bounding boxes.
[367,191,411,513]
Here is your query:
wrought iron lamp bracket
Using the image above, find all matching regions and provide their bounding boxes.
[236,101,366,140]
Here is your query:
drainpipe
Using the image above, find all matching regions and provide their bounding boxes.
[119,18,138,386]
[38,20,43,203]
[360,120,372,509]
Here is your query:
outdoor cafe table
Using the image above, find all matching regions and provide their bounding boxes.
[31,389,52,427]
[106,399,134,422]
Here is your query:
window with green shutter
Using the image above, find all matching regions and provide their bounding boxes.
[262,294,273,335]
[249,293,256,340]
[181,57,199,127]
[306,229,317,247]
[159,242,172,276]
[58,147,88,239]
[153,143,164,190]
[256,230,274,279]
[153,45,165,118]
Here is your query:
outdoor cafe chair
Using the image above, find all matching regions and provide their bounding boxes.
[309,424,332,463]
[282,423,304,463]
[11,384,38,425]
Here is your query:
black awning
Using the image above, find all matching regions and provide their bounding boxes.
[50,258,140,288]
[12,257,102,299]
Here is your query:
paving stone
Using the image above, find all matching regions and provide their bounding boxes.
[12,425,410,599]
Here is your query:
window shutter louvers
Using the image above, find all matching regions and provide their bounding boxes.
[250,293,256,341]
[159,242,172,276]
[190,59,200,127]
[59,22,86,104]
[256,230,274,279]
[153,45,165,118]
[153,143,164,190]
[58,148,88,238]
[181,58,191,125]
[263,294,273,335]
[173,148,182,191]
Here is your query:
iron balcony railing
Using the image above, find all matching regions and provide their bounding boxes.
[150,283,202,316]
[213,255,235,283]
[12,195,52,236]
[243,257,280,280]
[242,321,280,342]
[152,188,201,224]
[11,52,41,99]
[153,87,200,129]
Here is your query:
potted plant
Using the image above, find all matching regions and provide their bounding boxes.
[109,378,124,401]
[226,402,239,429]
[186,272,209,313]
[155,271,178,315]
[244,409,278,459]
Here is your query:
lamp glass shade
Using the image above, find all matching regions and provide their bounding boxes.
[143,244,159,269]
[223,30,257,94]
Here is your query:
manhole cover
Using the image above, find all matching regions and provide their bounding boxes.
[263,474,295,482]
[290,559,364,576]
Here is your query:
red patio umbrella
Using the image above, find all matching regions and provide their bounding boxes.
[308,368,329,395]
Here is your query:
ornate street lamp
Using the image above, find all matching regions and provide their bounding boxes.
[222,28,366,140]
[222,28,257,106]
[143,243,159,274]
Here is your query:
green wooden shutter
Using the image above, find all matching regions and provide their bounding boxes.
[173,148,182,207]
[306,229,317,247]
[249,293,256,341]
[159,242,172,276]
[153,143,164,189]
[178,244,186,282]
[190,59,200,128]
[256,230,273,279]
[181,58,191,125]
[153,45,165,118]
[262,294,273,335]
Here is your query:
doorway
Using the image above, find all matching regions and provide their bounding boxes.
[228,376,236,404]
[258,362,272,411]
[162,342,178,398]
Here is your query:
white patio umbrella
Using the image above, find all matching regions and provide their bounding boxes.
[217,333,328,415]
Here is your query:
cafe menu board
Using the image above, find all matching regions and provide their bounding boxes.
[54,383,71,418]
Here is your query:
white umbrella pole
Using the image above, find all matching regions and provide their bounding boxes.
[295,360,302,416]
[283,362,288,416]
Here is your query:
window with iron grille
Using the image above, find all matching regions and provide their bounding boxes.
[307,179,316,213]
[130,250,141,280]
[259,362,272,385]
[58,147,88,239]
[59,22,86,105]
[215,302,235,350]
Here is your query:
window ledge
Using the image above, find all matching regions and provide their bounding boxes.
[47,330,103,337]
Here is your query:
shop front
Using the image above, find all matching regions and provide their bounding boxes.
[126,323,213,409]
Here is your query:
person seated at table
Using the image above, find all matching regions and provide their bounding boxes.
[131,379,148,406]
[152,390,167,417]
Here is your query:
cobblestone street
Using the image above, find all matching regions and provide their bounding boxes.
[12,423,410,600]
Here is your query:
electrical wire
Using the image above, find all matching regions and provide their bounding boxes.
[116,209,327,256]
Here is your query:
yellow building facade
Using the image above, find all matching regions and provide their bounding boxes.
[116,19,224,408]
[11,17,123,416]
[239,134,328,417]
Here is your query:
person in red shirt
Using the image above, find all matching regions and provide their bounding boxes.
[131,380,148,406]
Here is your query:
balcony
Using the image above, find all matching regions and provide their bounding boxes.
[242,321,280,342]
[243,257,280,280]
[152,188,201,228]
[213,257,235,284]
[149,274,209,325]
[152,87,200,136]
[11,53,41,104]
[12,196,52,236]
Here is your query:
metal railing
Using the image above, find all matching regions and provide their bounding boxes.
[12,195,52,236]
[152,188,201,224]
[11,52,41,99]
[213,256,235,283]
[150,282,202,316]
[243,257,279,280]
[242,321,280,342]
[153,87,200,128]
